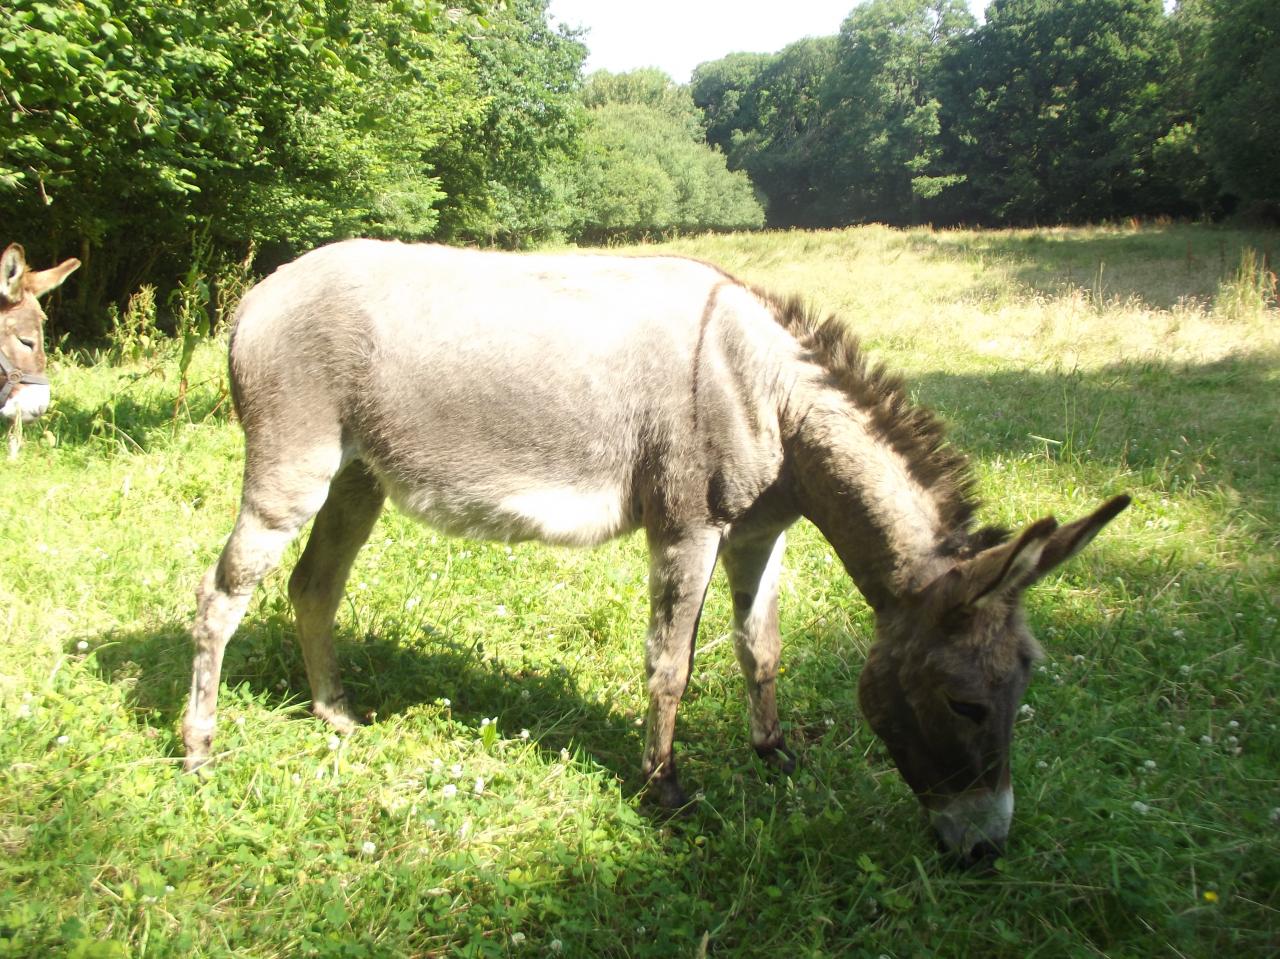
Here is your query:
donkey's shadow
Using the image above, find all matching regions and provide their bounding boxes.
[88,614,647,785]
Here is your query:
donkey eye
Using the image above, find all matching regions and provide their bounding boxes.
[17,337,35,351]
[947,699,989,723]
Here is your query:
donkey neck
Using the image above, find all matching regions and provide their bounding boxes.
[784,382,957,610]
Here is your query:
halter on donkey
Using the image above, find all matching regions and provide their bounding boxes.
[182,240,1128,864]
[1,244,80,423]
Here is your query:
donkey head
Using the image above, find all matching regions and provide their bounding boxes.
[1,244,80,422]
[858,495,1130,865]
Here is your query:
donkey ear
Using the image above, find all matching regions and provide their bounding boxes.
[25,256,81,299]
[958,516,1060,608]
[1,244,26,305]
[1032,494,1131,579]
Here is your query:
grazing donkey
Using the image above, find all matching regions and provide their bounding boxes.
[1,244,79,423]
[183,240,1128,864]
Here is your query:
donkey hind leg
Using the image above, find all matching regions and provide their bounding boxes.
[722,531,795,774]
[182,455,338,771]
[287,460,385,734]
[640,527,721,809]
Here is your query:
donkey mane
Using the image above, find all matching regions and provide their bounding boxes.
[759,290,994,549]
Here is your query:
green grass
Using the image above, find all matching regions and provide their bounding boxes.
[2,223,1277,957]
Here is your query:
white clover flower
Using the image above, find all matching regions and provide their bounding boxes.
[1227,720,1240,730]
[473,777,485,795]
[432,758,444,773]
[495,604,507,617]
[824,717,835,727]
[550,940,563,953]
[1036,760,1049,770]
[1142,760,1157,771]
[441,698,451,708]
[235,716,246,727]
[1018,704,1035,718]
[442,783,458,799]
[510,932,525,946]
[76,640,89,652]
[520,689,530,700]
[1131,801,1151,815]
[1270,807,1280,824]
[1072,654,1086,664]
[1179,665,1192,675]
[1200,735,1213,745]
[519,729,530,740]
[361,841,377,856]
[291,773,302,785]
[480,717,491,728]
[327,735,341,751]
[560,747,571,761]
[357,581,369,591]
[405,597,419,611]
[450,763,463,778]
[458,820,471,840]
[16,703,31,719]
[56,735,69,745]
[1172,628,1185,640]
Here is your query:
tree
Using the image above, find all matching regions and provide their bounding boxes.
[571,72,763,241]
[1192,0,1280,216]
[943,0,1175,224]
[819,0,975,224]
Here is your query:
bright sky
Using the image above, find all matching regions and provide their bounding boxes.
[546,1,989,84]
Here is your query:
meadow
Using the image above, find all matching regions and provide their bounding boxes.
[1,223,1277,957]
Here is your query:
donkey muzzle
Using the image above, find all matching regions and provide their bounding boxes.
[929,786,1013,864]
[0,380,50,422]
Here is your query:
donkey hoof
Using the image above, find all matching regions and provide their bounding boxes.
[647,777,693,813]
[755,742,798,775]
[313,700,361,734]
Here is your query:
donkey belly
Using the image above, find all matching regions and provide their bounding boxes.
[377,470,637,547]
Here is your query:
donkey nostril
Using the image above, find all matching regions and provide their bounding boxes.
[967,839,1004,865]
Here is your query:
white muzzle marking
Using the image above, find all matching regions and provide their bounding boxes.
[1,383,50,422]
[930,787,1014,854]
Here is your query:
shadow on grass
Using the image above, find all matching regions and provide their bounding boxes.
[905,224,1279,311]
[88,613,651,790]
[910,352,1280,517]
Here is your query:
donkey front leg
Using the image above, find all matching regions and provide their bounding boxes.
[722,531,796,773]
[640,527,721,808]
[287,460,385,733]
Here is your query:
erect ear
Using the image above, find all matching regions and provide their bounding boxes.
[1,244,26,305]
[956,515,1060,608]
[25,256,81,299]
[1033,494,1130,579]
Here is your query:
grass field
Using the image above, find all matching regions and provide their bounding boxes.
[2,223,1277,957]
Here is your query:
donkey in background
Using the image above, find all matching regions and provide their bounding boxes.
[1,244,80,423]
[183,239,1128,864]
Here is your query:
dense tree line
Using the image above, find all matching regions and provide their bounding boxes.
[2,0,760,336]
[3,0,1275,337]
[693,0,1279,229]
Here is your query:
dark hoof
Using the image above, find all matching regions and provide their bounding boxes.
[755,742,798,775]
[646,776,694,814]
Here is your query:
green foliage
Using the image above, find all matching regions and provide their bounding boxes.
[821,0,975,224]
[0,0,582,333]
[1192,0,1280,216]
[693,39,836,228]
[571,72,764,242]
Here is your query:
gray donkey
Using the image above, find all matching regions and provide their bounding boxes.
[1,244,80,423]
[183,239,1128,864]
